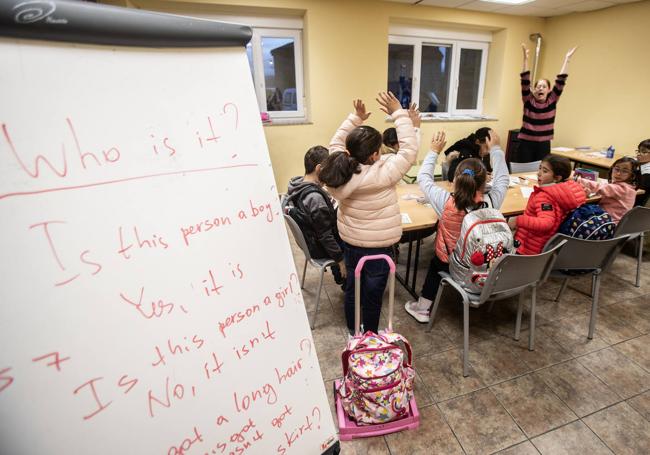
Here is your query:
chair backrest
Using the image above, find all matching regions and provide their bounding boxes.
[505,129,520,163]
[478,240,566,303]
[544,233,631,273]
[283,213,312,261]
[614,206,650,236]
[510,160,541,174]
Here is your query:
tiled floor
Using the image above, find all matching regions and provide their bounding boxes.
[289,232,650,454]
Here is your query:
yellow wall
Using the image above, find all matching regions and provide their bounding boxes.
[540,0,650,156]
[127,0,550,188]
[108,0,650,186]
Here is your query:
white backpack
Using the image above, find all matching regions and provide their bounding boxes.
[448,197,514,294]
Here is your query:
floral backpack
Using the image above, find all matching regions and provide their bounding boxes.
[336,330,415,425]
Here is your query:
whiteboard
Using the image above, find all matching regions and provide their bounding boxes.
[0,7,337,455]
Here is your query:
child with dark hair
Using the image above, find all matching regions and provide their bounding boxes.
[404,129,509,323]
[443,127,493,181]
[319,93,417,334]
[636,139,650,206]
[575,156,638,223]
[517,44,577,162]
[286,145,346,286]
[509,155,586,255]
[382,103,421,155]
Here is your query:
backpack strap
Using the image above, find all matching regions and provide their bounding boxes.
[380,331,413,368]
[286,185,334,228]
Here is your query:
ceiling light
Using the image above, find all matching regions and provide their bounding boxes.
[479,0,535,4]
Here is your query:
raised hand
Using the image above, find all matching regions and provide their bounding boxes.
[565,46,578,60]
[407,102,421,128]
[353,99,371,121]
[521,43,530,72]
[376,91,402,116]
[486,129,501,149]
[430,131,447,153]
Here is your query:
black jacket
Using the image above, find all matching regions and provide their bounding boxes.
[286,177,343,262]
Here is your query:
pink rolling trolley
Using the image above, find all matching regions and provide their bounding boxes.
[334,254,420,440]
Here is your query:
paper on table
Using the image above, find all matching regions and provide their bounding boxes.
[520,186,534,198]
[551,147,573,152]
[401,213,412,224]
[508,176,520,187]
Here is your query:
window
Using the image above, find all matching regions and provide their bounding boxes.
[246,28,305,121]
[388,28,489,117]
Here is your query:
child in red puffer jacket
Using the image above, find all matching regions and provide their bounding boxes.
[508,155,586,255]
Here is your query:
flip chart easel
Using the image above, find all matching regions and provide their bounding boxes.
[0,1,339,454]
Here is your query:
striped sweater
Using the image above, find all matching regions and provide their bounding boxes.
[518,71,568,142]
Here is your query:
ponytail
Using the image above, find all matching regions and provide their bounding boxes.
[319,151,360,188]
[453,158,487,211]
[319,125,382,188]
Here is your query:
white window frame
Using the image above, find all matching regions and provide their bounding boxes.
[388,34,489,117]
[248,27,305,120]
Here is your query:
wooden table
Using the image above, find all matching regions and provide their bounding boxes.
[550,148,620,170]
[396,173,576,298]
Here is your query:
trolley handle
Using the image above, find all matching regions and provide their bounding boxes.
[354,254,396,336]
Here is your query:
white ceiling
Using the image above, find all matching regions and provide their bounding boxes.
[385,0,642,17]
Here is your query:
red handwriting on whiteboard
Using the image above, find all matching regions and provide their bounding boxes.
[117,374,138,394]
[167,426,203,455]
[232,320,276,360]
[276,411,319,454]
[222,102,239,131]
[195,116,221,149]
[275,356,304,385]
[149,133,177,157]
[119,287,188,320]
[217,303,260,339]
[147,376,197,418]
[204,418,263,455]
[73,377,113,420]
[150,335,205,367]
[180,215,233,247]
[32,351,71,371]
[1,119,120,180]
[271,404,293,429]
[233,382,278,413]
[117,226,169,260]
[203,352,225,381]
[30,220,102,287]
[201,269,224,298]
[0,367,14,393]
[236,200,275,223]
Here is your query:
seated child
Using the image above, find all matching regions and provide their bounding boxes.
[575,156,638,223]
[443,127,493,182]
[636,139,650,206]
[509,156,586,254]
[405,129,510,323]
[382,103,421,156]
[286,146,346,286]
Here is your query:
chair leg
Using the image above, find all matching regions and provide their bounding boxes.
[528,287,537,351]
[301,259,308,289]
[555,278,569,302]
[588,273,601,340]
[515,291,525,341]
[426,282,446,333]
[463,300,470,378]
[636,233,644,288]
[310,267,326,330]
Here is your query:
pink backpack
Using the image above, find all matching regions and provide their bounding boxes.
[336,254,415,425]
[337,330,415,425]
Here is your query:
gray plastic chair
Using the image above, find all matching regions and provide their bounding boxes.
[510,160,541,174]
[543,233,631,339]
[283,214,335,330]
[614,206,650,287]
[426,241,566,377]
